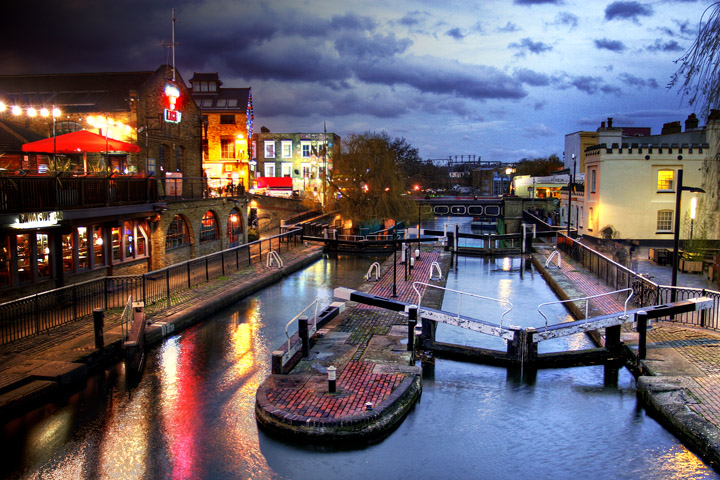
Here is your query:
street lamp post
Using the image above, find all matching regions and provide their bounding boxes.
[670,169,705,302]
[567,154,576,237]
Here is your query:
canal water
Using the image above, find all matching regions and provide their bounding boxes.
[1,218,718,479]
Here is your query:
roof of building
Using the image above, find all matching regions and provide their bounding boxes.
[189,72,222,85]
[189,73,251,113]
[0,66,183,114]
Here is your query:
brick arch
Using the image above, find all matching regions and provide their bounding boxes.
[226,207,245,247]
[200,209,221,244]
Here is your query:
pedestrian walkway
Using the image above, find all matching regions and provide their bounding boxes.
[255,248,446,442]
[0,243,324,419]
[537,244,720,467]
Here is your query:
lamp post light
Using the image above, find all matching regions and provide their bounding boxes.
[567,154,576,237]
[670,169,705,302]
[690,196,697,242]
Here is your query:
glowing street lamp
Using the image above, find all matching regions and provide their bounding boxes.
[671,169,705,301]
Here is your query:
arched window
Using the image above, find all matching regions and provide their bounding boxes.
[200,211,219,243]
[166,215,191,249]
[226,208,243,246]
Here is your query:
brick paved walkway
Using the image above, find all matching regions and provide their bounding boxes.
[256,249,443,433]
[552,249,720,434]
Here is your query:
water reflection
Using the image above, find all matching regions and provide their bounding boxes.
[1,244,718,479]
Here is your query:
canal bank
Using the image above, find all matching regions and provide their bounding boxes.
[534,245,720,470]
[255,247,450,443]
[0,243,324,420]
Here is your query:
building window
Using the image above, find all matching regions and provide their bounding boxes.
[16,234,32,284]
[216,99,227,108]
[657,210,673,232]
[93,226,105,267]
[657,170,674,191]
[202,98,213,107]
[176,145,185,172]
[301,163,312,178]
[0,236,9,286]
[227,208,242,246]
[591,170,596,193]
[166,215,191,249]
[200,211,219,243]
[281,163,292,177]
[588,207,593,232]
[227,99,238,107]
[264,141,276,158]
[159,144,167,172]
[281,140,292,158]
[221,138,235,159]
[220,114,235,124]
[36,233,50,278]
[301,141,311,158]
[202,139,209,160]
[264,163,276,177]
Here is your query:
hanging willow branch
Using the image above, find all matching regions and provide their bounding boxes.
[670,2,720,119]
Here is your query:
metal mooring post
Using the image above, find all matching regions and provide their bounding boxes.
[636,311,648,360]
[93,308,105,350]
[408,305,418,352]
[298,316,309,357]
[327,365,337,393]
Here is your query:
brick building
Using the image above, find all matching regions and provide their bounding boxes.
[0,65,248,302]
[252,131,340,205]
[190,73,253,194]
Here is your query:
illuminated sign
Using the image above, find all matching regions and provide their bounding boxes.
[164,109,182,123]
[11,211,63,229]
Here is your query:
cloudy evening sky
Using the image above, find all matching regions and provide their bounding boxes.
[1,0,713,163]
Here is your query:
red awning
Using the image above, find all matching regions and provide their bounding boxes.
[22,130,140,154]
[256,176,293,189]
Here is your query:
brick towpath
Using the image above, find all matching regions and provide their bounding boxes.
[535,245,720,468]
[255,247,448,443]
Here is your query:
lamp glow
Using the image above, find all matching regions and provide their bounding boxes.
[690,196,697,220]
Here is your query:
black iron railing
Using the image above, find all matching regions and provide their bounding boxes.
[0,229,301,345]
[556,233,720,330]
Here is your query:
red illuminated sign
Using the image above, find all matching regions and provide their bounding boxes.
[164,109,182,123]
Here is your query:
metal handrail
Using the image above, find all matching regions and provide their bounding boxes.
[412,281,514,332]
[546,249,561,268]
[283,299,321,353]
[266,250,284,268]
[536,288,633,332]
[365,262,381,281]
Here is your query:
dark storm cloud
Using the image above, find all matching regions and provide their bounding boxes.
[514,68,551,86]
[594,38,627,52]
[334,32,412,58]
[619,73,659,88]
[567,75,620,95]
[604,1,654,22]
[645,39,684,52]
[514,0,564,4]
[445,28,466,40]
[508,38,553,56]
[354,56,527,100]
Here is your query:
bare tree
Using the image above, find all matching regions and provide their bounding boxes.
[670,2,720,118]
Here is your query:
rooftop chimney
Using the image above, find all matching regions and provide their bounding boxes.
[607,117,613,128]
[661,121,682,135]
[685,113,699,131]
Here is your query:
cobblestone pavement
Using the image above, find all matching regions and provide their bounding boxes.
[552,248,720,433]
[259,249,442,422]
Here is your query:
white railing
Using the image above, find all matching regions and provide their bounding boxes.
[120,295,133,341]
[281,299,321,364]
[536,288,633,332]
[365,262,381,281]
[545,249,561,268]
[412,281,514,332]
[430,261,443,281]
[266,250,284,268]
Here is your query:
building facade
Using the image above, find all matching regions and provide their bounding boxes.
[565,114,716,244]
[190,73,253,193]
[252,131,340,204]
[0,66,248,302]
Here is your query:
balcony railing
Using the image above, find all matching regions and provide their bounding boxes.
[0,174,245,214]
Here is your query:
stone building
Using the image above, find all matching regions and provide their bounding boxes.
[189,73,253,193]
[0,65,248,302]
[564,114,718,244]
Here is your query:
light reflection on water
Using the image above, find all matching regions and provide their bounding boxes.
[0,234,718,479]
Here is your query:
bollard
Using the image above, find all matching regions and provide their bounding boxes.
[328,365,337,393]
[298,316,310,357]
[93,308,104,350]
[408,305,418,352]
[636,311,648,360]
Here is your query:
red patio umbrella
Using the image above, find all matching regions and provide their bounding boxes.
[21,130,140,154]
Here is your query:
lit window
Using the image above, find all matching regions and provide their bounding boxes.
[221,138,235,158]
[281,162,292,177]
[227,209,242,246]
[657,170,674,191]
[281,140,292,158]
[264,163,276,177]
[264,141,276,158]
[657,210,673,232]
[200,211,219,243]
[166,215,191,249]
